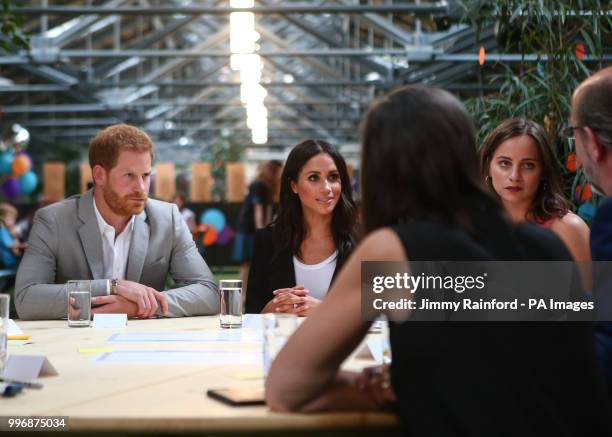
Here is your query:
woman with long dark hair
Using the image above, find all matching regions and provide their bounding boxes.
[245,139,357,316]
[480,118,590,268]
[265,86,611,436]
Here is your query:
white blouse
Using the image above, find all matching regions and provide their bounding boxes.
[293,251,337,301]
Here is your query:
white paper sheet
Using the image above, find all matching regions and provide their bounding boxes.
[7,319,23,336]
[366,337,383,362]
[107,330,262,343]
[1,355,58,380]
[368,320,382,333]
[93,313,127,328]
[242,314,263,330]
[94,349,262,365]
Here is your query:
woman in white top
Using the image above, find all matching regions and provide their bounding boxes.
[245,139,357,316]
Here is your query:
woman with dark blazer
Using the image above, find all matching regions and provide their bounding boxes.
[245,139,357,316]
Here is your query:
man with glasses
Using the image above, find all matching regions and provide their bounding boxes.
[570,66,612,394]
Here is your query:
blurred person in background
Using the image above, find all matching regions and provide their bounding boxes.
[173,193,196,233]
[0,202,26,268]
[233,159,282,287]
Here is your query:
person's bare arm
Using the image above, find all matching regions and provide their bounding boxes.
[265,228,407,412]
[551,212,592,290]
[254,203,265,229]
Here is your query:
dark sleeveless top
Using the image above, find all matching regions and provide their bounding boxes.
[389,199,612,436]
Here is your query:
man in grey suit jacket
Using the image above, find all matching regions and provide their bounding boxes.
[15,124,218,320]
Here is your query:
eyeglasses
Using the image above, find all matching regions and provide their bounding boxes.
[561,126,585,149]
[561,126,584,137]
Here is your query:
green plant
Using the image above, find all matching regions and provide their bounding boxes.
[0,0,29,51]
[204,134,245,201]
[461,0,611,219]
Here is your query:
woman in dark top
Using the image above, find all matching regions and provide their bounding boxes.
[246,139,357,316]
[265,85,611,435]
[233,160,282,284]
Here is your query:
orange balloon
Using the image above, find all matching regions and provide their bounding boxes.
[565,153,577,172]
[478,46,485,66]
[12,154,31,177]
[202,227,218,247]
[575,43,586,61]
[575,184,592,202]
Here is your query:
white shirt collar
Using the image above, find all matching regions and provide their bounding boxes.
[92,196,136,237]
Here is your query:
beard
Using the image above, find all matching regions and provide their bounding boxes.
[102,185,148,216]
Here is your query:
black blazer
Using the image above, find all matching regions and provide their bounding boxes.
[245,226,341,313]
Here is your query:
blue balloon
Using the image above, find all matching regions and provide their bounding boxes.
[19,171,38,195]
[578,202,596,221]
[200,208,226,232]
[0,152,13,175]
[2,177,19,199]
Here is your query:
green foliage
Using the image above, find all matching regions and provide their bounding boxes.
[461,0,611,213]
[204,135,245,201]
[0,0,30,51]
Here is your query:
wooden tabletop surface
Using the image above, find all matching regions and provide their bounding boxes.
[1,316,398,433]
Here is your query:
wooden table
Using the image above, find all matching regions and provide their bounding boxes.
[1,316,398,434]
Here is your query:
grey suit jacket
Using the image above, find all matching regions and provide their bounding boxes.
[15,190,219,320]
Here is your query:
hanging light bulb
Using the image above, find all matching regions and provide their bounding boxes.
[230,0,267,144]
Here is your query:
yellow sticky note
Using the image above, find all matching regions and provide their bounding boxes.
[78,347,113,354]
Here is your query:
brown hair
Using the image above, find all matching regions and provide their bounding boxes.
[360,85,488,233]
[274,140,356,266]
[257,160,283,203]
[479,118,568,222]
[89,124,155,171]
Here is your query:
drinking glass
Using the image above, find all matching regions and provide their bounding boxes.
[219,279,242,328]
[67,280,91,327]
[0,294,9,371]
[262,313,298,377]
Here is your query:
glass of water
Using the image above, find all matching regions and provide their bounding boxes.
[262,313,298,377]
[219,279,242,328]
[0,294,9,372]
[66,280,91,327]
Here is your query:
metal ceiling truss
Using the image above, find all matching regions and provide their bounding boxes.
[4,0,606,163]
[16,4,450,16]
